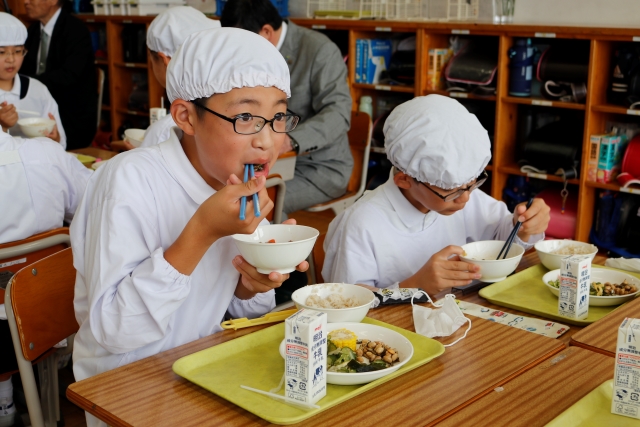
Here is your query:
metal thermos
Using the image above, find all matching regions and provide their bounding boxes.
[508,38,535,97]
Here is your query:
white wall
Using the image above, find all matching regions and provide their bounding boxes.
[514,0,640,27]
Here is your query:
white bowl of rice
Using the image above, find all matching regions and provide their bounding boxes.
[291,283,375,323]
[535,239,598,270]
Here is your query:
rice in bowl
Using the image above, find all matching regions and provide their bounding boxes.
[305,293,360,309]
[551,244,597,255]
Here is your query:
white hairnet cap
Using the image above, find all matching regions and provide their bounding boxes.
[166,27,290,103]
[0,12,27,46]
[384,95,491,190]
[147,6,221,57]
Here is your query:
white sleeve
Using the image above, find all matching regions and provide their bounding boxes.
[322,209,381,288]
[79,169,192,354]
[141,117,173,147]
[42,86,67,150]
[467,191,544,250]
[227,290,275,319]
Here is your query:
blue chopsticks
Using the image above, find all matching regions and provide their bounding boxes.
[239,164,261,220]
[497,197,534,260]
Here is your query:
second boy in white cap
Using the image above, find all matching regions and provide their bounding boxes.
[323,95,550,297]
[134,6,220,148]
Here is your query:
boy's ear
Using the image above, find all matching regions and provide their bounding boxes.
[171,100,197,136]
[393,171,414,190]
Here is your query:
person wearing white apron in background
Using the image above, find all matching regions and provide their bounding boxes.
[0,12,66,149]
[0,128,91,426]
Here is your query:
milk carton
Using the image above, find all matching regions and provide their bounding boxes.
[284,309,327,405]
[612,318,640,419]
[558,255,591,320]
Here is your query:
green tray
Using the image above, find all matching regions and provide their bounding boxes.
[478,265,640,326]
[173,318,444,425]
[545,380,640,426]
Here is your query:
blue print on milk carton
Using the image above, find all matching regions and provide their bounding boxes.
[284,309,327,405]
[558,255,591,320]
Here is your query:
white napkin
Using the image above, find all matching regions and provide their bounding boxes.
[605,258,640,273]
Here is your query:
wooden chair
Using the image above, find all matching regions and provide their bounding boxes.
[0,228,70,306]
[306,111,372,215]
[308,233,326,284]
[265,174,286,224]
[5,248,78,427]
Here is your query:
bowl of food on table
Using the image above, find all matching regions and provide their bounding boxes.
[543,269,640,306]
[535,239,598,270]
[291,283,375,323]
[232,224,319,274]
[460,240,525,283]
[124,128,146,148]
[279,321,413,385]
[17,117,56,138]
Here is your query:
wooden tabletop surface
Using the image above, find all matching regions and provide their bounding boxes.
[67,290,565,426]
[438,346,615,427]
[570,295,640,357]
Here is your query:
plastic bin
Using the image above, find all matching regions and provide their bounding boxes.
[215,0,289,17]
[109,0,126,15]
[91,1,109,14]
[127,2,185,15]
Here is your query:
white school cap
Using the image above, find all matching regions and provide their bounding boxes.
[146,6,221,57]
[0,12,27,46]
[166,27,290,103]
[384,95,491,190]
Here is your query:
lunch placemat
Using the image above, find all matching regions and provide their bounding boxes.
[545,380,640,427]
[172,318,444,425]
[478,265,640,326]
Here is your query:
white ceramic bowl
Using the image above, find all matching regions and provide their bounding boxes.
[460,240,525,283]
[17,117,56,138]
[535,240,598,270]
[291,283,375,323]
[124,128,146,148]
[542,269,640,306]
[232,224,319,274]
[279,322,413,385]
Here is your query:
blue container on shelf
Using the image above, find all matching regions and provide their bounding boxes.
[215,0,289,17]
[508,38,535,97]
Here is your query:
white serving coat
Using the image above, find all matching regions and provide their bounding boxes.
[71,127,275,385]
[322,177,543,289]
[140,114,174,148]
[0,76,67,149]
[0,131,90,244]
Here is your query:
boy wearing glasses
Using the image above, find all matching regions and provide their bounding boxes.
[71,29,305,426]
[323,95,550,296]
[0,13,65,148]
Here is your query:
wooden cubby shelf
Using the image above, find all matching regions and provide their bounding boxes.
[74,14,640,243]
[102,106,111,111]
[503,96,586,110]
[585,181,640,194]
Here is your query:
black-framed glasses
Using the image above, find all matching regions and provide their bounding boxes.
[419,170,488,202]
[191,101,300,135]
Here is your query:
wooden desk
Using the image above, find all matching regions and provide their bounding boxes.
[570,295,640,357]
[438,346,615,427]
[70,147,119,161]
[67,304,564,426]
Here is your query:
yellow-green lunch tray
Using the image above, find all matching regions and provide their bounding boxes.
[172,317,444,425]
[545,379,640,426]
[478,265,640,326]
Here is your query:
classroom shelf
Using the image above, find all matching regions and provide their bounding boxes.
[353,83,415,94]
[591,104,640,116]
[116,108,149,117]
[585,181,640,194]
[114,62,148,69]
[424,89,497,102]
[71,14,640,243]
[502,96,586,110]
[499,164,580,185]
[102,105,111,111]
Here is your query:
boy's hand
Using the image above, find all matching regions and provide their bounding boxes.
[0,102,18,129]
[401,245,481,295]
[233,218,309,299]
[45,113,61,142]
[513,198,550,242]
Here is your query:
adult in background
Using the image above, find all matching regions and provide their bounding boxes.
[22,0,97,150]
[221,0,353,214]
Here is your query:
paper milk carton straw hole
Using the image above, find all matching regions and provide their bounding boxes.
[558,255,591,320]
[612,317,640,419]
[284,309,327,406]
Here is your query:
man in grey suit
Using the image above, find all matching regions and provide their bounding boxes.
[221,0,353,214]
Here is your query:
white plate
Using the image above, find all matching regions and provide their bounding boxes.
[279,322,413,385]
[542,269,640,306]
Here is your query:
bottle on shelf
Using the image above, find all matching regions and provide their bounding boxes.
[359,96,373,117]
[508,38,535,97]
